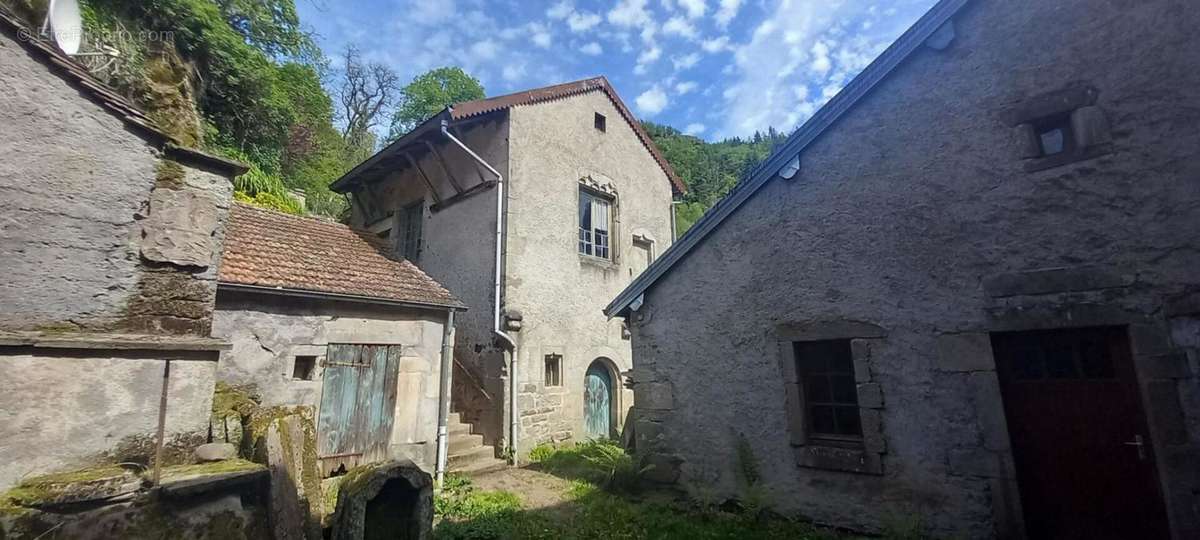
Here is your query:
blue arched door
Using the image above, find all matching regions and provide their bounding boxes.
[584,361,613,439]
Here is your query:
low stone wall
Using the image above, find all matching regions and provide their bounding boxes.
[0,346,220,491]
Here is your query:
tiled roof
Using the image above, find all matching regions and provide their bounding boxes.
[219,203,464,309]
[450,76,686,194]
[0,8,247,175]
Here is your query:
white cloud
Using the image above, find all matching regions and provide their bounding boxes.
[410,0,457,25]
[502,63,527,82]
[684,122,706,135]
[810,40,831,75]
[470,39,498,60]
[663,16,698,39]
[527,22,552,48]
[581,41,604,55]
[568,11,602,32]
[716,0,928,138]
[672,52,701,71]
[609,0,652,28]
[547,1,573,20]
[678,0,707,19]
[635,86,669,115]
[675,81,698,94]
[637,46,662,64]
[715,0,743,27]
[701,35,730,52]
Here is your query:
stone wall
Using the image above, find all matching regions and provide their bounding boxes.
[0,31,232,336]
[0,349,218,490]
[629,0,1200,537]
[506,90,674,451]
[213,290,450,471]
[348,118,508,449]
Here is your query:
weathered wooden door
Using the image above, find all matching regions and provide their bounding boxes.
[992,327,1169,539]
[317,344,401,476]
[584,362,612,439]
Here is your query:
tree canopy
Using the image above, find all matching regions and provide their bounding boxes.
[641,122,787,236]
[387,67,485,142]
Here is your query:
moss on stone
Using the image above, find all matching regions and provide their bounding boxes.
[2,465,134,508]
[213,381,261,421]
[157,459,265,482]
[156,159,187,189]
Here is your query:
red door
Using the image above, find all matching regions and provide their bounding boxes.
[992,326,1169,539]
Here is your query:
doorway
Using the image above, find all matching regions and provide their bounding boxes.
[584,360,615,439]
[991,326,1169,539]
[317,344,401,476]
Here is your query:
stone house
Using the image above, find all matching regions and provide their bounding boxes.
[606,0,1200,538]
[0,10,247,490]
[213,202,464,475]
[331,77,682,464]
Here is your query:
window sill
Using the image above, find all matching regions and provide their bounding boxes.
[579,254,618,271]
[1023,143,1112,172]
[792,442,883,475]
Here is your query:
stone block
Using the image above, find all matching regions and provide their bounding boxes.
[969,372,1012,451]
[776,320,886,341]
[641,453,682,484]
[1142,353,1192,379]
[795,445,882,475]
[1071,105,1112,148]
[141,187,221,268]
[194,442,237,462]
[1165,292,1200,317]
[1130,323,1174,356]
[982,266,1132,297]
[857,383,884,409]
[850,339,874,382]
[638,381,674,410]
[860,409,886,454]
[947,448,1008,478]
[1146,381,1188,446]
[330,460,432,540]
[935,333,995,372]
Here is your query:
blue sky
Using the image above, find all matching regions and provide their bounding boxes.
[298,0,938,141]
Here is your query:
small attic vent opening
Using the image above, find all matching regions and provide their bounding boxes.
[594,113,607,132]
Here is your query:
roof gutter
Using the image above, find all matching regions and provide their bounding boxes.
[438,117,520,461]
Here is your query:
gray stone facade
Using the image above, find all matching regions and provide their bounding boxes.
[341,86,675,458]
[621,0,1200,537]
[0,24,242,490]
[212,291,452,470]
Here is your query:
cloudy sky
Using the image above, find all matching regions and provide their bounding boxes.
[299,0,938,141]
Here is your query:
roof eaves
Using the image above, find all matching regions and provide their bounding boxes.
[330,109,452,192]
[218,282,467,311]
[604,0,970,318]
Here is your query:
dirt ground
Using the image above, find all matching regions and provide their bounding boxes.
[465,466,576,511]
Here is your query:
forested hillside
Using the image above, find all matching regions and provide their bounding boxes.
[642,122,787,236]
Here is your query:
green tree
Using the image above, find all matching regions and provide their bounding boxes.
[387,67,485,141]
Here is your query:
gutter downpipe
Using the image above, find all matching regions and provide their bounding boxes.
[435,309,456,485]
[440,118,520,463]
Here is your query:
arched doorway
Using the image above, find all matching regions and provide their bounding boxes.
[584,360,615,439]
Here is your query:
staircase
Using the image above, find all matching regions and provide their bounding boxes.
[447,412,506,475]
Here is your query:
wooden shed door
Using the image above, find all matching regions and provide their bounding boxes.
[992,327,1169,539]
[317,344,401,476]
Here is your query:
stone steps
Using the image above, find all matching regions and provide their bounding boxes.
[445,411,506,475]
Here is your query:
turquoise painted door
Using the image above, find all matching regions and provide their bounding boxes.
[584,363,612,439]
[317,344,400,476]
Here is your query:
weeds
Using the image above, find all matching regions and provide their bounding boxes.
[531,439,650,493]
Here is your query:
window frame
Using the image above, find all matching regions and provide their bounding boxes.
[578,188,614,261]
[292,355,317,381]
[396,200,424,262]
[594,112,607,132]
[794,340,864,444]
[544,354,563,387]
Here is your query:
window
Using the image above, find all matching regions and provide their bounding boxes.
[292,355,317,380]
[594,112,606,132]
[397,200,423,261]
[794,340,862,441]
[1032,112,1074,157]
[578,189,612,259]
[544,354,562,387]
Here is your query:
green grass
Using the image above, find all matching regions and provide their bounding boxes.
[434,445,850,540]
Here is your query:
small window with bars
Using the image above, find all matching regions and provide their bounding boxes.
[795,339,862,442]
[397,200,423,262]
[578,189,612,259]
[544,354,563,387]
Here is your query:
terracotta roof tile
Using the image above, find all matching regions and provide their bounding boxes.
[219,203,464,309]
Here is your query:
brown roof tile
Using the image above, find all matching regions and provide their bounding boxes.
[219,203,464,309]
[450,76,686,195]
